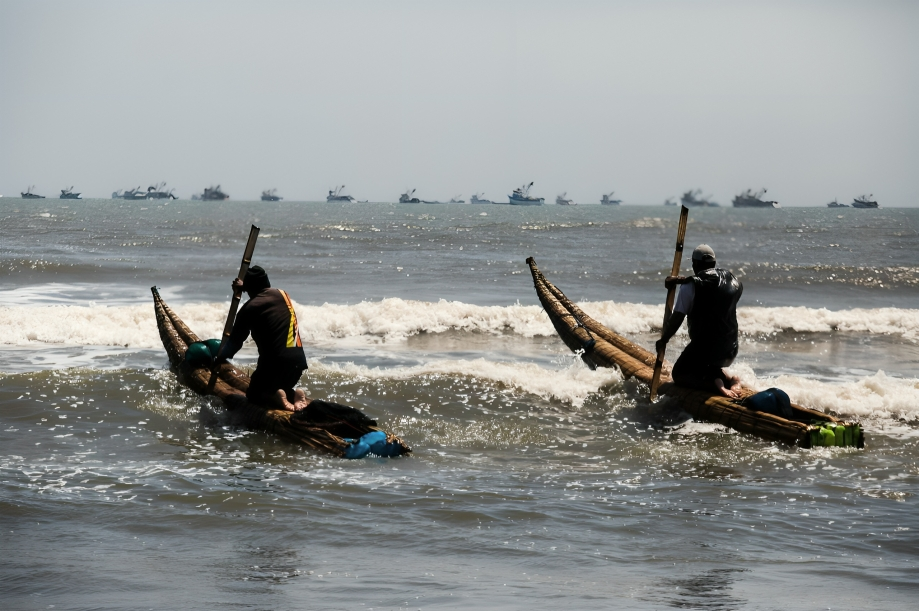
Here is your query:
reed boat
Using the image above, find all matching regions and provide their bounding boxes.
[526,258,864,448]
[152,287,411,458]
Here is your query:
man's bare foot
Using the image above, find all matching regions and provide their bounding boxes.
[292,389,309,411]
[273,389,299,412]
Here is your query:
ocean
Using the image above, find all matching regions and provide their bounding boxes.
[1,199,917,610]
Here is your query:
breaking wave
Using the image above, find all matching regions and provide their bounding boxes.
[311,358,622,408]
[730,364,919,423]
[1,298,918,348]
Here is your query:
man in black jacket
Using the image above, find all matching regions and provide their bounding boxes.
[655,245,743,398]
[218,266,308,411]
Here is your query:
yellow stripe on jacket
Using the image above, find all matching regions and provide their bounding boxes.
[279,290,303,348]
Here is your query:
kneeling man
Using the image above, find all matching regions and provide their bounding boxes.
[219,265,308,411]
[655,245,744,398]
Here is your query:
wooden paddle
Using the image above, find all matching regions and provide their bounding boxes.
[208,224,260,391]
[649,205,689,401]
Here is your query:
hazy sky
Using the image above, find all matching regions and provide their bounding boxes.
[1,0,916,205]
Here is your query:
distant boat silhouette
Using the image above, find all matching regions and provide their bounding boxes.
[21,186,45,199]
[59,186,82,200]
[399,189,421,204]
[851,194,879,209]
[601,192,621,205]
[327,185,355,203]
[509,182,544,205]
[469,192,497,204]
[196,185,229,201]
[732,188,779,208]
[261,189,283,201]
[555,192,575,206]
[680,189,718,207]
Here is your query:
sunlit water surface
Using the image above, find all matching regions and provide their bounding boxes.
[1,200,917,609]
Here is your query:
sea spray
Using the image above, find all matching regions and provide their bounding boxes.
[309,357,622,408]
[731,363,919,422]
[3,298,918,348]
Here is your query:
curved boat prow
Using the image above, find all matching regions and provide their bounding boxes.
[526,257,665,379]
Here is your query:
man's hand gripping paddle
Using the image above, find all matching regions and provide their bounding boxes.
[207,225,260,391]
[649,206,689,401]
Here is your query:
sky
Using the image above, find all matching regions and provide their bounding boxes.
[1,0,916,205]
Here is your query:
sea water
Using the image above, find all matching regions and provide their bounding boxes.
[1,200,917,610]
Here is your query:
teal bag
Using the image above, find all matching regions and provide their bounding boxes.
[184,342,214,368]
[204,338,222,358]
[184,338,223,369]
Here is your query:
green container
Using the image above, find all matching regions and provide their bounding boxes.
[843,425,853,447]
[809,429,821,448]
[184,341,214,368]
[852,424,861,447]
[834,425,846,447]
[819,427,835,447]
[204,338,222,358]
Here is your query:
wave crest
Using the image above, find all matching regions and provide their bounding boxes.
[311,357,622,407]
[1,298,917,348]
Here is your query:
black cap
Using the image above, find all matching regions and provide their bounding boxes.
[243,265,270,292]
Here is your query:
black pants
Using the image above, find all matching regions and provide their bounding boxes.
[247,360,306,403]
[671,342,734,391]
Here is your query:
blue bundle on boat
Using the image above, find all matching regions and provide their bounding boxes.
[343,430,403,459]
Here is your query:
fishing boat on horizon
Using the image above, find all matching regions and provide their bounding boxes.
[733,188,779,208]
[144,182,177,200]
[601,192,622,205]
[681,189,718,207]
[194,185,230,201]
[509,182,544,205]
[113,183,176,200]
[663,197,677,206]
[327,185,355,203]
[261,189,283,202]
[827,199,848,208]
[469,192,497,204]
[851,194,879,209]
[555,192,575,206]
[113,187,147,200]
[448,195,465,204]
[21,186,45,199]
[59,186,82,200]
[399,189,421,203]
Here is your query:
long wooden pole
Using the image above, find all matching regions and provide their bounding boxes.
[208,224,260,391]
[649,206,689,401]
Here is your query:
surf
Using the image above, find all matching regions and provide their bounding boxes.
[3,298,918,347]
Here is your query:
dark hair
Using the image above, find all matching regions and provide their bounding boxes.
[243,265,270,292]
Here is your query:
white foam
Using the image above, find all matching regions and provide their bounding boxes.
[1,298,917,349]
[582,302,919,341]
[736,306,919,341]
[0,303,224,349]
[729,364,919,422]
[295,298,551,342]
[310,357,621,407]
